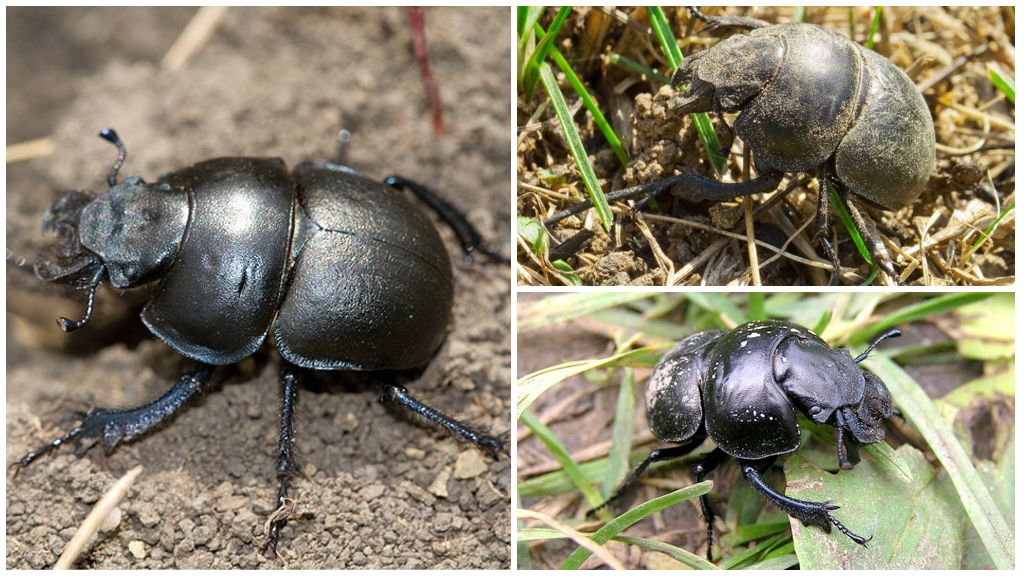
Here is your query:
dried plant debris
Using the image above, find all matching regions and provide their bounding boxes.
[517,7,1014,286]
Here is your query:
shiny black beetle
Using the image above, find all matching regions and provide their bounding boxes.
[601,319,900,558]
[14,128,508,551]
[546,8,936,284]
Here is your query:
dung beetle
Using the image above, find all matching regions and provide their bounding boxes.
[546,8,935,284]
[13,128,509,552]
[599,319,901,559]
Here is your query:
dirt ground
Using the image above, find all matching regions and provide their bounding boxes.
[6,7,511,569]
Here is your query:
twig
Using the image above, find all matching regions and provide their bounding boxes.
[54,465,144,569]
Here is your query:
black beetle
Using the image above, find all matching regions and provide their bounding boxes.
[599,319,901,559]
[13,128,508,551]
[546,8,935,284]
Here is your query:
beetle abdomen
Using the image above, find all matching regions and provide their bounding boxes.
[735,23,865,172]
[834,49,935,210]
[141,157,295,365]
[646,329,724,443]
[274,163,454,371]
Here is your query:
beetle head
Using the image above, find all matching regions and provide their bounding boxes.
[35,129,189,332]
[668,32,784,115]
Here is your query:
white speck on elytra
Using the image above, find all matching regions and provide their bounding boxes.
[740,340,747,347]
[790,328,800,333]
[749,332,761,338]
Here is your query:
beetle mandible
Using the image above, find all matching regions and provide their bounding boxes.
[546,8,935,284]
[13,128,509,552]
[598,319,901,559]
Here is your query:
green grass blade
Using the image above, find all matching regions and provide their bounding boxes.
[543,38,629,166]
[792,6,805,23]
[685,293,745,326]
[850,293,992,343]
[865,356,1014,569]
[559,481,713,569]
[718,532,789,569]
[517,6,544,42]
[613,535,720,570]
[607,53,671,84]
[987,65,1015,103]
[969,200,1014,253]
[648,6,726,175]
[520,410,606,510]
[523,6,571,100]
[826,183,871,264]
[538,62,614,230]
[604,369,636,496]
[865,7,882,50]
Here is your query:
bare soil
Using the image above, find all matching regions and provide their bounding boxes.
[7,7,511,569]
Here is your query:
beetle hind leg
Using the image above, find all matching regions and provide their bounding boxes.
[11,365,214,472]
[379,382,506,456]
[382,175,509,264]
[588,436,706,517]
[740,461,870,547]
[265,366,300,555]
[693,448,729,560]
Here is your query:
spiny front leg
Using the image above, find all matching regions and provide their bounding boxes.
[740,461,870,546]
[12,366,214,472]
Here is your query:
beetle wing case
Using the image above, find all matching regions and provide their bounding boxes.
[646,329,725,443]
[141,157,295,365]
[702,322,802,460]
[273,163,454,371]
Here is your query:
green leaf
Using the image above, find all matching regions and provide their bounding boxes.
[517,215,547,255]
[559,481,712,569]
[551,260,583,285]
[865,356,1015,569]
[785,445,965,569]
[850,293,992,344]
[954,293,1015,360]
[538,62,614,230]
[614,535,720,570]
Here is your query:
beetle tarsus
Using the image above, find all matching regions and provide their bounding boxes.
[380,383,506,457]
[11,366,214,471]
[383,175,509,265]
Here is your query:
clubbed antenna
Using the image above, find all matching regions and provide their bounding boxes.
[98,128,127,187]
[853,328,902,364]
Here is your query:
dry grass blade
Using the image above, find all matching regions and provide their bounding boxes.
[161,6,229,71]
[7,137,55,163]
[518,508,626,570]
[54,465,144,569]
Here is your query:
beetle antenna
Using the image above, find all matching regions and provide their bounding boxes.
[98,128,127,187]
[56,267,105,333]
[335,129,351,165]
[852,328,902,363]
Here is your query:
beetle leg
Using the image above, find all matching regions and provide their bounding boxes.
[816,166,842,286]
[740,461,870,547]
[688,7,772,32]
[589,436,706,517]
[266,366,300,555]
[841,193,899,284]
[379,382,506,457]
[11,366,214,472]
[544,169,784,227]
[692,448,729,561]
[382,175,509,264]
[833,411,859,470]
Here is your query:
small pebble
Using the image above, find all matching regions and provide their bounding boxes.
[128,540,146,560]
[428,467,451,498]
[453,449,487,479]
